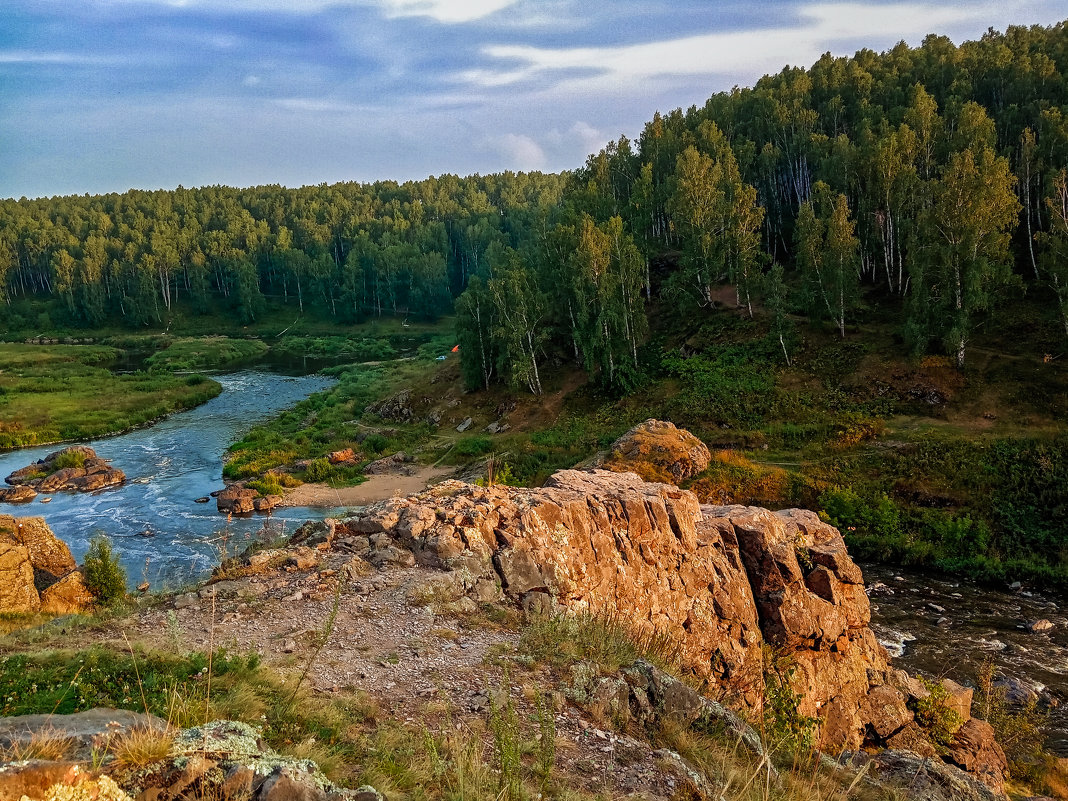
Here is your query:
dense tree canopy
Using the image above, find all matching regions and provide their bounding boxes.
[7,21,1068,389]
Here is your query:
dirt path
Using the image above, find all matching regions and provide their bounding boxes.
[278,465,454,508]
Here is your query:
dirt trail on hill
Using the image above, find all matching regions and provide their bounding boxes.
[278,465,453,508]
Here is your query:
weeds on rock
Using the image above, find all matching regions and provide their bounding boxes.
[909,676,962,747]
[760,647,820,757]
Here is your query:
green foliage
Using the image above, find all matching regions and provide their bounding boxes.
[451,436,493,458]
[303,458,335,483]
[662,348,775,427]
[489,691,523,801]
[0,344,222,448]
[51,450,86,469]
[81,536,127,604]
[974,658,1050,784]
[910,677,964,747]
[761,648,820,755]
[145,337,269,372]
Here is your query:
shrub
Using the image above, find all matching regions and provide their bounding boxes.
[362,434,388,455]
[452,436,493,458]
[303,458,335,483]
[82,535,128,604]
[761,647,820,755]
[51,450,87,469]
[910,677,964,746]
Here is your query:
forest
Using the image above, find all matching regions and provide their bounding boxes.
[0,172,564,330]
[5,23,1068,391]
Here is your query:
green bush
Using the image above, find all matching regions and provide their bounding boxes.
[303,458,335,483]
[910,677,964,746]
[820,487,904,540]
[452,436,493,458]
[82,535,127,604]
[51,450,87,469]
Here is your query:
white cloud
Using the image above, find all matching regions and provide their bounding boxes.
[99,0,518,21]
[486,132,547,170]
[460,1,1032,94]
[0,50,124,65]
[376,0,519,23]
[547,121,605,152]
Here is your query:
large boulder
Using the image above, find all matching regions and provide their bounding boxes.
[0,515,78,588]
[598,419,711,485]
[40,570,95,614]
[0,485,37,503]
[0,541,40,612]
[217,486,257,514]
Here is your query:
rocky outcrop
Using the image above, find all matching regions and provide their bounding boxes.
[3,447,125,499]
[0,485,37,503]
[217,486,257,514]
[364,451,415,475]
[40,570,95,614]
[598,419,711,484]
[366,389,414,422]
[0,516,93,614]
[0,515,77,587]
[337,466,1007,793]
[0,542,40,613]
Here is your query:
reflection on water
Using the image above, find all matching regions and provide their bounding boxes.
[864,562,1068,754]
[0,370,336,588]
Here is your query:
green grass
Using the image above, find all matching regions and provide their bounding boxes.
[145,337,269,371]
[223,359,436,480]
[0,343,222,448]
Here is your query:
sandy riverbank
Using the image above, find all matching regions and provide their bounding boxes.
[278,465,454,508]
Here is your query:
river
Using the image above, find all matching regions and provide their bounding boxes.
[864,562,1068,754]
[0,370,336,589]
[3,380,1066,751]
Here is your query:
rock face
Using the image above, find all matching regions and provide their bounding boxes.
[3,446,125,499]
[599,419,711,484]
[217,486,258,514]
[338,466,1007,792]
[0,516,93,614]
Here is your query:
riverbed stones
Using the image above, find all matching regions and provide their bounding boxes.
[217,486,257,513]
[0,485,37,503]
[3,447,125,499]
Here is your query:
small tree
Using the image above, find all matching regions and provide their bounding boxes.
[83,535,127,604]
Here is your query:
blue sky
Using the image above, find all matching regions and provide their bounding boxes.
[2,0,1067,199]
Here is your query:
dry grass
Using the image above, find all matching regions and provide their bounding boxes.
[1,726,77,761]
[109,725,175,770]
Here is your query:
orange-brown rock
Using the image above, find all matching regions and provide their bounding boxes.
[0,485,37,503]
[599,419,711,484]
[340,466,1005,794]
[345,469,765,699]
[40,570,95,614]
[947,719,1008,794]
[328,448,356,465]
[0,514,77,587]
[216,487,257,514]
[0,541,40,612]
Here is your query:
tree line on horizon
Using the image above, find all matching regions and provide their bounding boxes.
[5,22,1068,391]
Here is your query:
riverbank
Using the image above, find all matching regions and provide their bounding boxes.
[277,465,454,507]
[0,344,222,449]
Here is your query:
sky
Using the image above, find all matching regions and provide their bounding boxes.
[2,0,1068,199]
